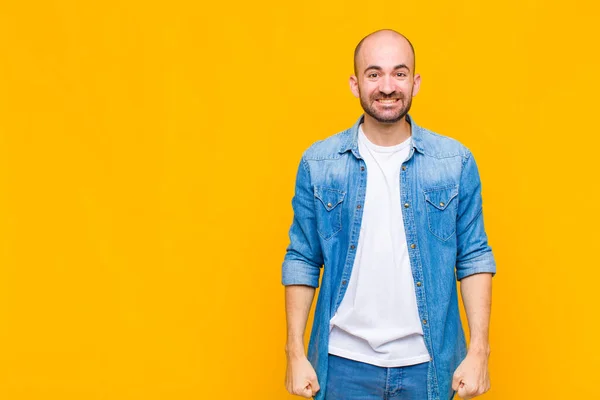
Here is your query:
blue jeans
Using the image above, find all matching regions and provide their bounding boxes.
[325,354,431,400]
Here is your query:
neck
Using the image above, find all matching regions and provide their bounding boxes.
[361,114,412,146]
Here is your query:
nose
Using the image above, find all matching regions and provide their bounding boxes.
[379,75,394,95]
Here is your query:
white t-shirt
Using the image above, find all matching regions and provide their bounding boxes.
[328,124,431,367]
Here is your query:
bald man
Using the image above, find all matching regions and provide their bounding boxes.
[282,30,496,400]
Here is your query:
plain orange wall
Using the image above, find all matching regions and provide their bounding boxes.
[0,0,598,399]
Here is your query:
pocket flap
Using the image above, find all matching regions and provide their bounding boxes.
[314,187,345,211]
[424,185,458,211]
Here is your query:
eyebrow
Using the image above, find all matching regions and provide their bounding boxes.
[364,64,411,73]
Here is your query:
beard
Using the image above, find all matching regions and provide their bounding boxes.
[359,91,413,124]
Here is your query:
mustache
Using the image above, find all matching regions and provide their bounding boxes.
[372,93,404,100]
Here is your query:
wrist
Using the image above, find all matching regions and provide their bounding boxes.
[285,341,306,359]
[467,343,491,357]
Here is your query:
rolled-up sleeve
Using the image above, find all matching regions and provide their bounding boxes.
[455,150,496,281]
[281,155,324,288]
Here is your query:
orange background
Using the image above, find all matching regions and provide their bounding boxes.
[0,0,598,399]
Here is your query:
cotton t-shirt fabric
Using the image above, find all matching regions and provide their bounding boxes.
[328,124,431,367]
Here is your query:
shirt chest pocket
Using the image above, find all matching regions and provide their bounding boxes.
[423,184,459,241]
[314,186,345,240]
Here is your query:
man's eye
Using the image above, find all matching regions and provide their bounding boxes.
[368,73,378,78]
[397,72,406,77]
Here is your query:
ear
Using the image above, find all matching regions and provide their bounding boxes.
[412,73,421,97]
[349,75,360,98]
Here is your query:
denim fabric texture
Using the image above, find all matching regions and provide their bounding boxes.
[282,114,496,400]
[326,354,429,400]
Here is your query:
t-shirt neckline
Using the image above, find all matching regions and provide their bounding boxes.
[358,124,412,153]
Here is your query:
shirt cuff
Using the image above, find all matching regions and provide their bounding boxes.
[282,260,321,288]
[456,252,496,280]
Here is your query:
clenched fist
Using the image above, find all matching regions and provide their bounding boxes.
[452,351,490,399]
[285,353,320,398]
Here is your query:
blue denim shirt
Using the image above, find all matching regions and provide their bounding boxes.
[282,114,496,400]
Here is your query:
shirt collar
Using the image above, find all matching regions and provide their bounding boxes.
[338,114,426,156]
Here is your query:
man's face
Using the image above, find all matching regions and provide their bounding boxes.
[350,35,421,124]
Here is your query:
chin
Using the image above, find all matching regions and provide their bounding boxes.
[374,112,406,124]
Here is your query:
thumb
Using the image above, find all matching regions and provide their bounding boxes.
[301,384,313,398]
[457,384,469,399]
[310,376,320,395]
[452,373,462,391]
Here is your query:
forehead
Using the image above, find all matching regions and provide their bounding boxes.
[357,36,414,71]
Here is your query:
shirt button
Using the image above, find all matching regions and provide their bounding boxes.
[416,281,422,287]
[360,166,365,171]
[357,204,362,209]
[422,319,428,325]
[410,244,416,249]
[327,202,332,208]
[350,245,356,250]
[439,202,445,207]
[342,280,348,285]
[402,165,407,171]
[404,203,410,208]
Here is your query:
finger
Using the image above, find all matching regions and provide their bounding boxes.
[459,383,477,400]
[465,382,479,397]
[310,377,320,394]
[301,385,313,398]
[292,382,310,398]
[452,374,462,390]
[452,376,461,390]
[311,384,320,395]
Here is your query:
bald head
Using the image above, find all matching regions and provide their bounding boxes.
[353,30,415,77]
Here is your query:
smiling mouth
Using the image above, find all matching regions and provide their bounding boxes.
[376,98,400,105]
